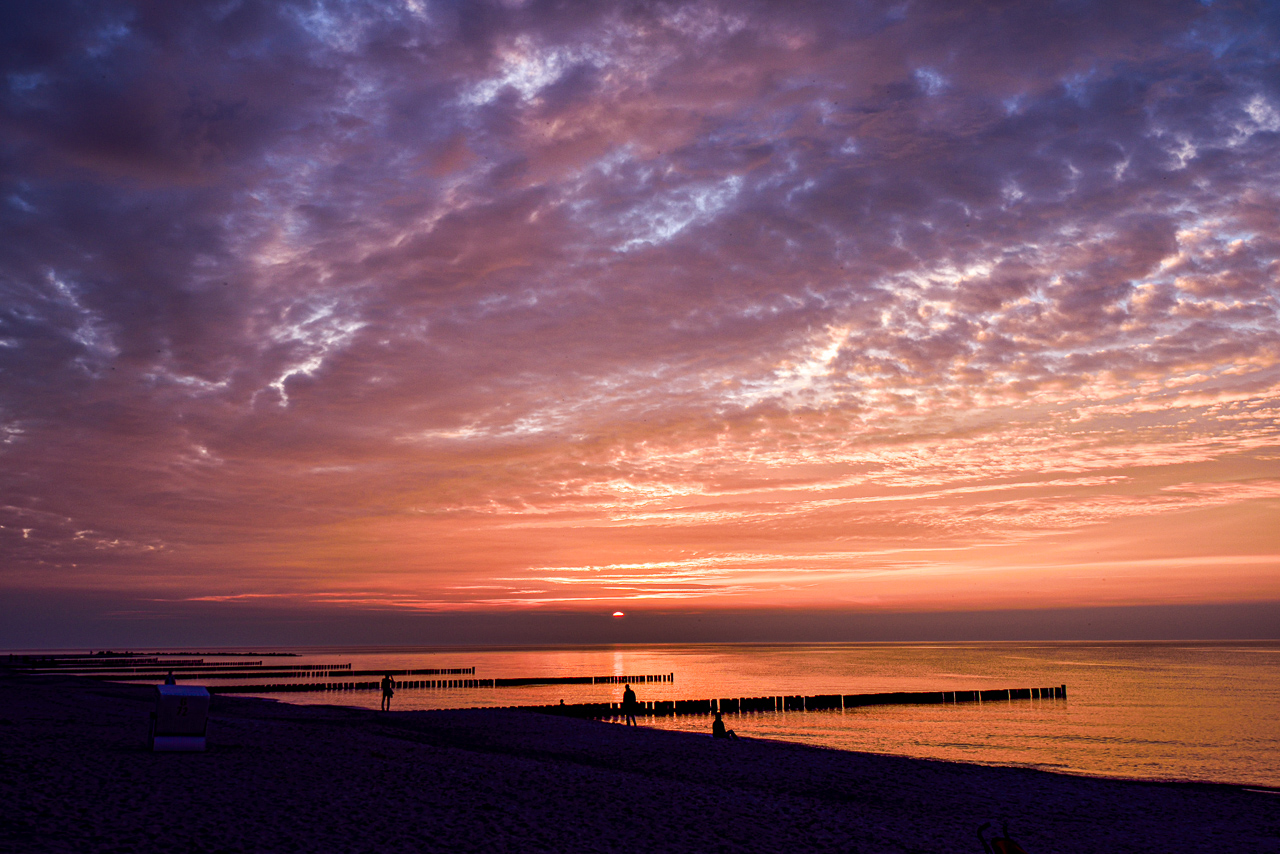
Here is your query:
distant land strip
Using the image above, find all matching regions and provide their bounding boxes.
[9,659,357,673]
[4,652,298,664]
[33,666,478,679]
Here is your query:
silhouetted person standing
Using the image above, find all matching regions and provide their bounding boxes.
[163,670,176,685]
[622,683,637,725]
[380,673,396,711]
[712,710,738,739]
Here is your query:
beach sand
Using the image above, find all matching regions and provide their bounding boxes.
[1,672,1276,853]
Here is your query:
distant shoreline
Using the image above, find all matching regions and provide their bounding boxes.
[2,670,1276,852]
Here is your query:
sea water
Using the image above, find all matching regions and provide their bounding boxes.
[149,641,1280,788]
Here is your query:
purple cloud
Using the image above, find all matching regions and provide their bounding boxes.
[1,0,1278,620]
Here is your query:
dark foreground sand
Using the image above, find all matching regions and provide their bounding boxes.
[1,672,1276,853]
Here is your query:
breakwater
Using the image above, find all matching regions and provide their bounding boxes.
[515,686,1068,718]
[205,672,674,694]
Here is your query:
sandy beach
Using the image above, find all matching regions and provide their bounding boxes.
[1,671,1276,853]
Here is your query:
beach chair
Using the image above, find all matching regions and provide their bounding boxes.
[149,685,210,751]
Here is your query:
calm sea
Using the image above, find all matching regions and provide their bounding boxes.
[152,641,1280,788]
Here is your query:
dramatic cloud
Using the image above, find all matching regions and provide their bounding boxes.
[2,0,1278,626]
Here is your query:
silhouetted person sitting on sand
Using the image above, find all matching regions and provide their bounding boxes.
[712,711,738,740]
[163,671,176,685]
[622,683,638,726]
[380,673,396,711]
[978,821,1028,853]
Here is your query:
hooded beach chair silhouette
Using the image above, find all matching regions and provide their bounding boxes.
[149,685,210,751]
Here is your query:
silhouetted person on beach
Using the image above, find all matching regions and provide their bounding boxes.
[622,683,638,725]
[978,821,1028,854]
[380,673,396,711]
[164,671,176,685]
[712,711,738,740]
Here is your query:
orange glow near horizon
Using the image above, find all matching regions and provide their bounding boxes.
[65,390,1280,615]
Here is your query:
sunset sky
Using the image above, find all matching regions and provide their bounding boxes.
[2,0,1278,645]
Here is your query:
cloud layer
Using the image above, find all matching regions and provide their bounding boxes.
[2,0,1278,620]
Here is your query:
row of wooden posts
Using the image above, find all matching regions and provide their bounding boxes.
[522,686,1068,718]
[205,673,674,694]
[208,677,485,694]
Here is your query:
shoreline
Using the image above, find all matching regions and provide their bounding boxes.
[210,686,1280,792]
[2,671,1277,852]
[289,692,1280,793]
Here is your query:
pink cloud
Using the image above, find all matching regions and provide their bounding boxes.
[1,0,1278,623]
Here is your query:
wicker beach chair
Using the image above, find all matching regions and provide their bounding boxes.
[149,685,210,751]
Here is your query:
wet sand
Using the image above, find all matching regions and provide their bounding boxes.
[1,671,1276,853]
